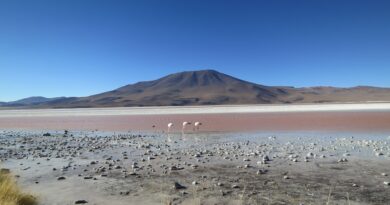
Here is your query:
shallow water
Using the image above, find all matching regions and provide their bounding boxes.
[1,111,390,132]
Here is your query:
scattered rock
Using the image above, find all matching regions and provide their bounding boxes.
[57,176,66,180]
[170,166,183,171]
[75,200,88,204]
[119,191,130,196]
[231,184,240,188]
[256,169,267,175]
[338,158,348,163]
[262,155,270,162]
[376,152,384,157]
[173,182,186,190]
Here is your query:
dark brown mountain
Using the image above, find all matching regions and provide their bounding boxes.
[43,69,293,108]
[2,70,390,108]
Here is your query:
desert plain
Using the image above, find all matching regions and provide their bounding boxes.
[1,103,390,205]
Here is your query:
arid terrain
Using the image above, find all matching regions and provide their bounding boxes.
[2,0,389,204]
[0,103,390,205]
[1,130,390,205]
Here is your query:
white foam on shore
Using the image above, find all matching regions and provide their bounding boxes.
[0,103,390,117]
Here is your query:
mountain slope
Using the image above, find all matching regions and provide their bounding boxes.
[2,70,390,108]
[45,70,292,108]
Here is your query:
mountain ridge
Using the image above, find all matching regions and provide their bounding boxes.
[1,96,67,107]
[1,69,390,108]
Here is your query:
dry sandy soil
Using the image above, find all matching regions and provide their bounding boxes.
[1,131,390,205]
[0,103,389,205]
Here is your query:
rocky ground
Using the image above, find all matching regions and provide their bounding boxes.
[1,130,390,205]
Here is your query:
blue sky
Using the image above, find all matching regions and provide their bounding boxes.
[0,0,389,101]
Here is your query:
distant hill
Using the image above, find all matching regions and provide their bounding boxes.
[2,70,390,108]
[1,96,66,107]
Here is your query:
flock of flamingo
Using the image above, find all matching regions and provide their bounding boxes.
[167,121,202,135]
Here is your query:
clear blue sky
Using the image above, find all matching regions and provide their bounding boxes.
[1,0,389,101]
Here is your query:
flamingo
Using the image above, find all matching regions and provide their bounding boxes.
[182,121,191,137]
[194,121,202,131]
[193,121,202,142]
[167,122,173,133]
[167,122,174,142]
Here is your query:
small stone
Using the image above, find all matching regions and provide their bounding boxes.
[262,155,270,162]
[256,169,267,175]
[283,175,290,179]
[338,158,348,163]
[376,152,384,157]
[384,181,390,186]
[57,176,66,180]
[170,166,183,171]
[173,182,186,190]
[119,191,130,196]
[75,200,88,204]
[257,160,266,165]
[231,184,240,188]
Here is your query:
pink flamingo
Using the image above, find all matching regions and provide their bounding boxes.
[194,121,202,131]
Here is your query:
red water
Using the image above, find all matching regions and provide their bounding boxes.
[1,111,390,132]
